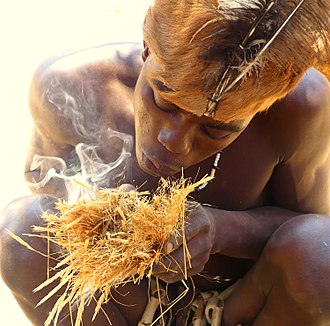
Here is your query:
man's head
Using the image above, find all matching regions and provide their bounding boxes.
[134,0,329,177]
[143,0,329,122]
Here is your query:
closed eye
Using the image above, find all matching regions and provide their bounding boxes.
[151,87,178,114]
[201,125,232,140]
[154,95,174,113]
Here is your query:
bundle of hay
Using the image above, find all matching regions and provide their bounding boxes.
[13,176,211,325]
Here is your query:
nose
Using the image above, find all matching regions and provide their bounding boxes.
[157,117,195,155]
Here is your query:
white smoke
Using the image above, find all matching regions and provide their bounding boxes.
[28,75,134,202]
[45,76,102,141]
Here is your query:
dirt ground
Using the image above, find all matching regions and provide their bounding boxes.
[0,1,150,324]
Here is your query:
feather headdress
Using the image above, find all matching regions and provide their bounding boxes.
[143,0,330,121]
[202,0,330,117]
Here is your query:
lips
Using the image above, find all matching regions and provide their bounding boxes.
[142,152,180,177]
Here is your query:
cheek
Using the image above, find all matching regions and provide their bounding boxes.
[224,134,239,147]
[133,86,155,146]
[196,133,239,158]
[134,78,162,136]
[137,111,152,139]
[221,131,245,149]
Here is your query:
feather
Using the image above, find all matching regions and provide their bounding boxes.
[205,0,307,117]
[241,0,276,46]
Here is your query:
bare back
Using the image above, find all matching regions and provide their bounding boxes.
[26,42,144,196]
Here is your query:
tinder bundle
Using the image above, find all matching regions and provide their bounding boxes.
[24,177,210,325]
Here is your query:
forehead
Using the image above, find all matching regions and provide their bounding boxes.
[144,55,258,124]
[146,69,251,133]
[144,55,209,115]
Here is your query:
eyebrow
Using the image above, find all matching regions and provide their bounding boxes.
[151,79,174,93]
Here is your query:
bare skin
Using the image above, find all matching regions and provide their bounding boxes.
[1,42,330,325]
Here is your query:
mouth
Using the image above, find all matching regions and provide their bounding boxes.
[141,152,180,177]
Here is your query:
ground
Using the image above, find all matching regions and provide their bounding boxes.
[0,1,149,324]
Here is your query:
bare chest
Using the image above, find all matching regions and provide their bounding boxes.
[187,124,278,210]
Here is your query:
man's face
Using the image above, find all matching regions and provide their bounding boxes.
[133,50,252,177]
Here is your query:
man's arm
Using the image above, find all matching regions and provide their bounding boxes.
[213,69,330,257]
[218,70,330,323]
[208,69,330,259]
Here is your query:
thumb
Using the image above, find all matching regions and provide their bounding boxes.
[118,183,135,192]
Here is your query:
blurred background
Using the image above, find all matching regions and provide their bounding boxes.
[0,0,150,324]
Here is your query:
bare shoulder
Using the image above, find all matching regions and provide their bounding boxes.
[34,42,143,81]
[263,68,330,157]
[29,42,143,144]
[45,42,143,85]
[287,68,330,118]
[262,69,330,213]
[26,43,142,194]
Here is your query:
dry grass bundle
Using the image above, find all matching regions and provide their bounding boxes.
[12,176,211,325]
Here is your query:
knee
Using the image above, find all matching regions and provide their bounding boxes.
[263,214,330,317]
[0,194,57,237]
[265,214,330,264]
[0,194,57,287]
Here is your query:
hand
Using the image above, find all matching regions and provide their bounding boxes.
[152,204,216,283]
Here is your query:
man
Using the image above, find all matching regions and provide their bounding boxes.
[1,0,330,325]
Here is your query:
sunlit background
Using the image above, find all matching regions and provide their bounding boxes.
[0,1,150,324]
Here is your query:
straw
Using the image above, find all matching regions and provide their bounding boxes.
[10,175,212,325]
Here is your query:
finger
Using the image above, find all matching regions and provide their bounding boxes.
[156,235,210,274]
[154,253,208,283]
[251,281,315,326]
[222,264,266,326]
[118,183,135,192]
[162,233,184,255]
[163,206,209,254]
[163,224,210,256]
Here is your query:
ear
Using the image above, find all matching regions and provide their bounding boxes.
[142,41,150,62]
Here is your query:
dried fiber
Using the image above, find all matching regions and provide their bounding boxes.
[10,176,211,325]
